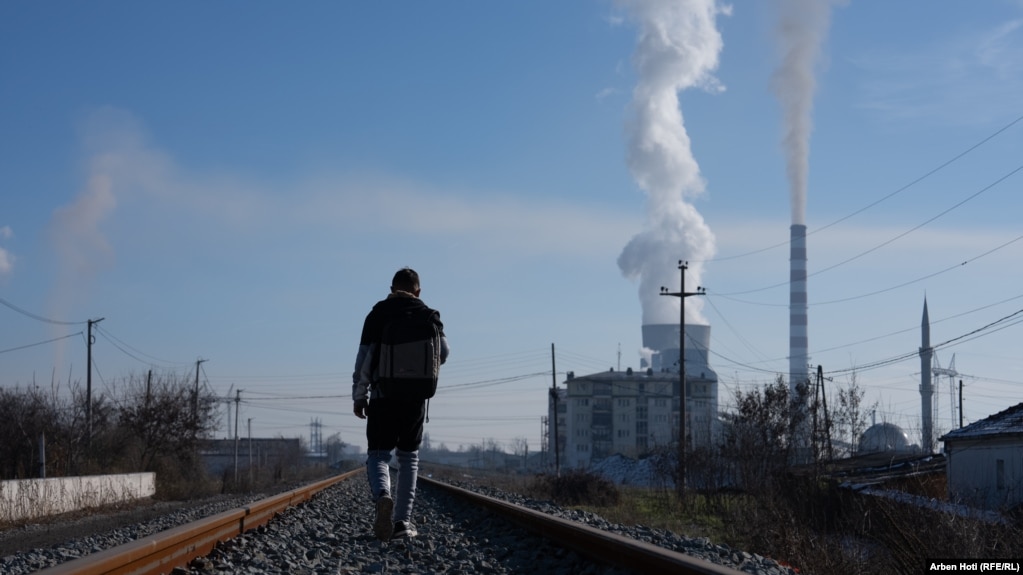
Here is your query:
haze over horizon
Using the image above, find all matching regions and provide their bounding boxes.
[2,1,1022,454]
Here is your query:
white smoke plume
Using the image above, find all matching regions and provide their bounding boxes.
[0,225,13,276]
[50,174,117,282]
[616,0,726,325]
[47,108,172,316]
[771,0,837,225]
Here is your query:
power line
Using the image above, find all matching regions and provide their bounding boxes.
[701,112,1023,264]
[719,231,1023,309]
[813,233,1023,306]
[0,331,83,355]
[809,293,1023,360]
[718,162,1023,298]
[243,395,347,401]
[441,372,550,392]
[0,296,87,325]
[95,325,189,367]
[827,306,1023,377]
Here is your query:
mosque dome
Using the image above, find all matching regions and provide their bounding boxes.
[858,422,914,453]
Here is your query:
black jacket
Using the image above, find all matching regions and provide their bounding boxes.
[352,291,449,402]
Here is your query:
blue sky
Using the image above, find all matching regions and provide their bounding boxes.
[2,1,1022,455]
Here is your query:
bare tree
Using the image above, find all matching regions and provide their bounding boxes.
[831,372,874,457]
[113,372,218,472]
[0,385,50,478]
[720,376,810,494]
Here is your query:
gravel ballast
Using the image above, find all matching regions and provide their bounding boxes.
[1,476,800,575]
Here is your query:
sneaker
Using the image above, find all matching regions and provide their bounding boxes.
[374,496,394,541]
[392,520,417,539]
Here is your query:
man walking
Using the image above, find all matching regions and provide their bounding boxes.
[353,267,449,541]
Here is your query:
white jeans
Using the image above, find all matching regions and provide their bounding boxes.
[366,448,419,523]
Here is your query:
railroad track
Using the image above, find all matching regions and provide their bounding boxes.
[32,470,759,575]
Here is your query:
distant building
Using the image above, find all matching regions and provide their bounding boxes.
[940,402,1023,513]
[551,323,719,469]
[201,437,303,477]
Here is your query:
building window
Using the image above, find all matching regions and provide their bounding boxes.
[577,398,589,407]
[997,459,1005,490]
[617,398,631,407]
[654,399,666,407]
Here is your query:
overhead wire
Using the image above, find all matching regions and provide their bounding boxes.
[699,112,1023,265]
[94,325,190,368]
[826,306,1023,377]
[0,331,83,355]
[717,161,1023,298]
[0,295,88,325]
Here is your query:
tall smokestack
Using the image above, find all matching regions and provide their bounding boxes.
[789,224,808,391]
[772,0,834,395]
[919,298,933,453]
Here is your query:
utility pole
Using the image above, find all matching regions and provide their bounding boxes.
[248,418,253,485]
[193,358,207,437]
[812,365,834,464]
[234,389,241,484]
[659,261,704,500]
[550,343,560,477]
[86,317,104,447]
[958,380,963,429]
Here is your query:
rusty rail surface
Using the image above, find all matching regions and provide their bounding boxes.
[35,470,360,575]
[34,469,749,575]
[420,475,749,575]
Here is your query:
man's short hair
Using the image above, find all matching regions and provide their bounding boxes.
[391,267,420,292]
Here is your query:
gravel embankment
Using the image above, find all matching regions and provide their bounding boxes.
[1,476,799,575]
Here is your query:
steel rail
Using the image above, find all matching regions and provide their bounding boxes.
[33,469,750,575]
[420,475,749,575]
[35,470,359,575]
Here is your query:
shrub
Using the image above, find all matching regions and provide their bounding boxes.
[528,469,620,507]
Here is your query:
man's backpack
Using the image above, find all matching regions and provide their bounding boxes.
[376,307,442,400]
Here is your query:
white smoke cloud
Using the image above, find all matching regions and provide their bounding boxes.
[46,109,141,338]
[50,174,117,281]
[0,225,13,276]
[771,0,838,225]
[615,0,725,326]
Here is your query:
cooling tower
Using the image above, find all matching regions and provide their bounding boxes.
[641,323,716,379]
[789,224,809,392]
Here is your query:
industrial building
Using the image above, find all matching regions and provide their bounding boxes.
[549,323,719,469]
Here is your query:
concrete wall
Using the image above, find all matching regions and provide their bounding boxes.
[0,473,156,522]
[946,437,1023,512]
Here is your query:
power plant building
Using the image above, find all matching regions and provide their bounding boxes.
[551,324,719,469]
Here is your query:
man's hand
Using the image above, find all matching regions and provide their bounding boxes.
[353,399,368,419]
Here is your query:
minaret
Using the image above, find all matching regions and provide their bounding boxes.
[919,298,933,453]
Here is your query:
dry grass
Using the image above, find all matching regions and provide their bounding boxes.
[421,463,1023,575]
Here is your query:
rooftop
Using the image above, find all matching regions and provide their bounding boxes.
[940,402,1023,441]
